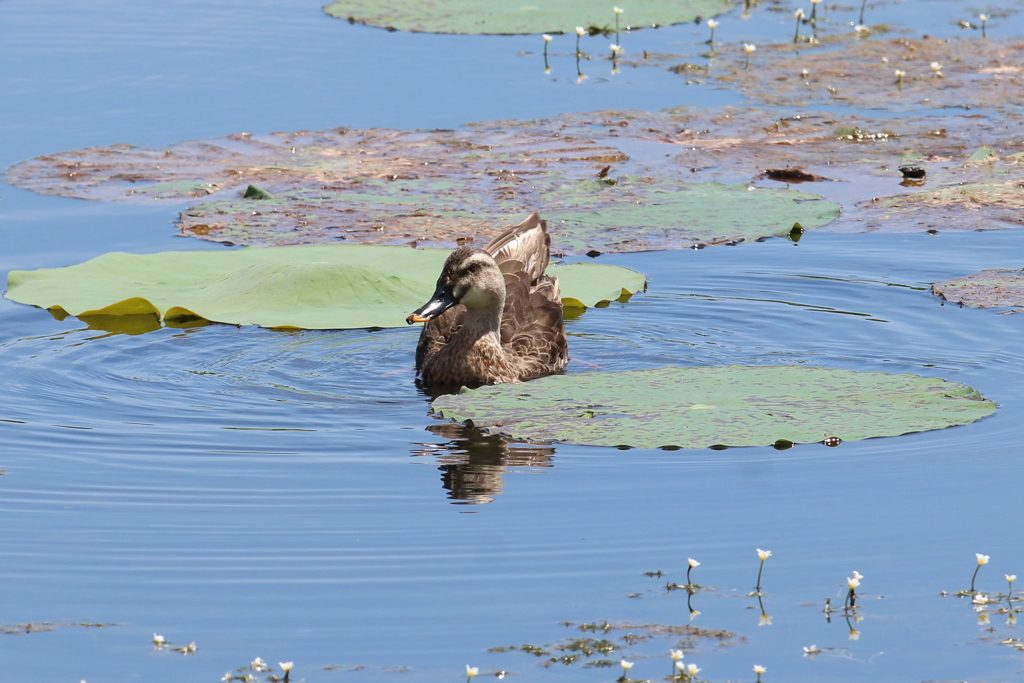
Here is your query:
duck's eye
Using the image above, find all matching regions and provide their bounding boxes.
[465,263,481,274]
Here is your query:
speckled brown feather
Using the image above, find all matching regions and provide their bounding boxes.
[413,211,568,390]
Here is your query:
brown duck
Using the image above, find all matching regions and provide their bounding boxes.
[406,211,569,390]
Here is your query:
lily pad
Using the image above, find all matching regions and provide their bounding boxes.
[650,36,1024,113]
[932,269,1024,313]
[322,0,731,35]
[4,245,646,330]
[180,175,840,253]
[432,366,996,449]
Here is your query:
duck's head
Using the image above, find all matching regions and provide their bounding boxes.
[406,248,505,324]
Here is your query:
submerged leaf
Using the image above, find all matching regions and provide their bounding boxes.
[181,176,841,253]
[322,0,731,35]
[4,245,645,330]
[432,366,997,449]
[932,269,1024,312]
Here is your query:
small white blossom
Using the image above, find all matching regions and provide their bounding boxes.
[620,659,634,671]
[847,576,861,589]
[152,634,165,646]
[795,8,805,19]
[222,673,233,683]
[854,24,869,32]
[979,13,989,21]
[688,558,700,568]
[931,61,943,72]
[687,663,701,675]
[543,34,552,42]
[251,658,268,672]
[280,662,293,672]
[614,6,624,14]
[744,43,757,54]
[852,571,863,580]
[466,665,479,678]
[576,26,586,36]
[671,649,684,660]
[753,664,767,674]
[1007,574,1017,584]
[610,44,622,54]
[707,19,719,28]
[977,553,991,565]
[803,644,820,655]
[757,548,771,560]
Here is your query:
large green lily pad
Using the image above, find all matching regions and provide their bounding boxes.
[322,0,731,35]
[4,244,646,330]
[432,366,997,449]
[932,269,1024,313]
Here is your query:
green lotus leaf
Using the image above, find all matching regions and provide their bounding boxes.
[322,0,731,35]
[431,366,997,449]
[932,269,1024,313]
[4,245,645,330]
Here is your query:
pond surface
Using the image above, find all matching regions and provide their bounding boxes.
[2,1,1024,682]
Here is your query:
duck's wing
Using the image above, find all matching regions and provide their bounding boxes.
[484,211,550,283]
[500,271,569,381]
[415,305,465,372]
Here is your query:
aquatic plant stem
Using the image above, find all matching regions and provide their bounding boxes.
[971,564,982,592]
[858,0,867,26]
[756,558,765,590]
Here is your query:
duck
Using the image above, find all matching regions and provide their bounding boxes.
[405,211,569,390]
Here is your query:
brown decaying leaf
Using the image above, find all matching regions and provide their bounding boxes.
[932,269,1024,313]
[6,37,1024,247]
[641,36,1024,113]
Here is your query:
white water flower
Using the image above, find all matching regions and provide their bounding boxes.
[1007,574,1017,584]
[802,644,820,655]
[620,659,634,671]
[610,44,622,54]
[676,661,687,673]
[687,663,701,675]
[847,576,861,589]
[280,662,293,672]
[977,553,990,565]
[222,673,232,683]
[757,548,771,560]
[614,6,624,14]
[543,34,552,42]
[854,24,869,33]
[744,43,757,54]
[576,26,586,36]
[152,633,165,646]
[251,658,268,672]
[759,613,772,626]
[753,664,767,674]
[466,665,479,678]
[688,558,700,568]
[852,571,863,580]
[979,13,989,21]
[795,8,805,19]
[671,649,684,661]
[707,19,718,28]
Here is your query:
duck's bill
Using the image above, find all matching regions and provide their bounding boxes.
[405,285,459,325]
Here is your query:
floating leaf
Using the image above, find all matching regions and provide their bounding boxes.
[932,269,1024,313]
[432,366,996,449]
[181,175,841,254]
[322,0,731,35]
[660,37,1024,113]
[4,245,645,330]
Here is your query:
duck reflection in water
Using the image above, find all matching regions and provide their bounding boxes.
[411,422,555,504]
